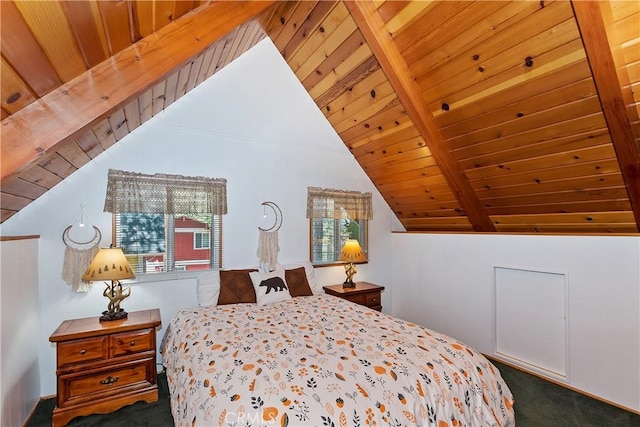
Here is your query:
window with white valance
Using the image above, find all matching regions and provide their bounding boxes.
[306,187,372,264]
[104,169,226,275]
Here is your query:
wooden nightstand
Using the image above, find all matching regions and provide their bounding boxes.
[49,308,161,427]
[323,282,385,311]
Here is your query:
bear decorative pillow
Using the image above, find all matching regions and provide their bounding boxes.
[249,269,292,306]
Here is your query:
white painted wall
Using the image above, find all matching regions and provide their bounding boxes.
[391,232,640,412]
[1,237,40,425]
[0,39,397,399]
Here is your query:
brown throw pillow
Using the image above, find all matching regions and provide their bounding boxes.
[285,267,313,297]
[217,269,258,305]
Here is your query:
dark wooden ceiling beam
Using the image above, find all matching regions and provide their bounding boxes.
[345,0,495,232]
[1,0,275,181]
[572,0,640,231]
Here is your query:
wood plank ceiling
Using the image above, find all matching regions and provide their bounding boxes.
[1,0,639,234]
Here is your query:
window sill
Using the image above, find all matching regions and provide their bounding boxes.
[312,260,368,268]
[126,269,217,284]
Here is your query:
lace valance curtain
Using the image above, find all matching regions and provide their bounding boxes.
[104,169,227,215]
[306,187,373,220]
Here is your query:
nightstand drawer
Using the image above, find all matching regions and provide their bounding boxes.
[112,328,154,357]
[58,336,108,367]
[63,357,155,404]
[365,292,381,307]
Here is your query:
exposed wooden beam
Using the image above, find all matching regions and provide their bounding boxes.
[345,0,495,232]
[572,0,640,231]
[1,0,275,180]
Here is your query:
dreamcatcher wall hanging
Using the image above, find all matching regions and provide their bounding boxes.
[61,205,102,292]
[257,201,282,272]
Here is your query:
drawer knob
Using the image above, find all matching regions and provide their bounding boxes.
[130,341,136,346]
[100,375,120,386]
[80,349,86,355]
[371,298,377,302]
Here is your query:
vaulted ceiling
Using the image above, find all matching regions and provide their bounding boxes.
[1,1,639,233]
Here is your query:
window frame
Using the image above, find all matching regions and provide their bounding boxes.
[193,231,211,250]
[112,213,222,283]
[308,216,369,267]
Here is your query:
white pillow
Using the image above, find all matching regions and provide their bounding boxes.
[196,270,220,306]
[278,261,321,295]
[249,269,292,306]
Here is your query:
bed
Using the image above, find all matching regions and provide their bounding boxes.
[161,265,515,426]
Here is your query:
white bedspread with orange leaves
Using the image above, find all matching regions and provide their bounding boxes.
[161,294,514,427]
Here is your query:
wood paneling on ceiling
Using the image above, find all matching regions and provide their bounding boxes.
[260,0,640,233]
[1,0,639,234]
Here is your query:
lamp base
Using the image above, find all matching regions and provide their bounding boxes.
[343,262,357,288]
[100,280,131,322]
[100,309,128,322]
[342,280,356,288]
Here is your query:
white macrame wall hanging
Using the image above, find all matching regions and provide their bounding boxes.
[256,201,282,272]
[61,205,102,292]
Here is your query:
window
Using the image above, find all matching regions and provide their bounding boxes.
[114,213,221,273]
[194,231,210,250]
[306,187,372,265]
[311,217,368,264]
[105,169,227,277]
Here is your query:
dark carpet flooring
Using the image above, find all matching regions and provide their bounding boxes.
[26,362,640,426]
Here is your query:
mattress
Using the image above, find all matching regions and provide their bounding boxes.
[161,294,515,426]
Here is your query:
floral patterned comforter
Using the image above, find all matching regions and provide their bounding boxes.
[161,295,515,427]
